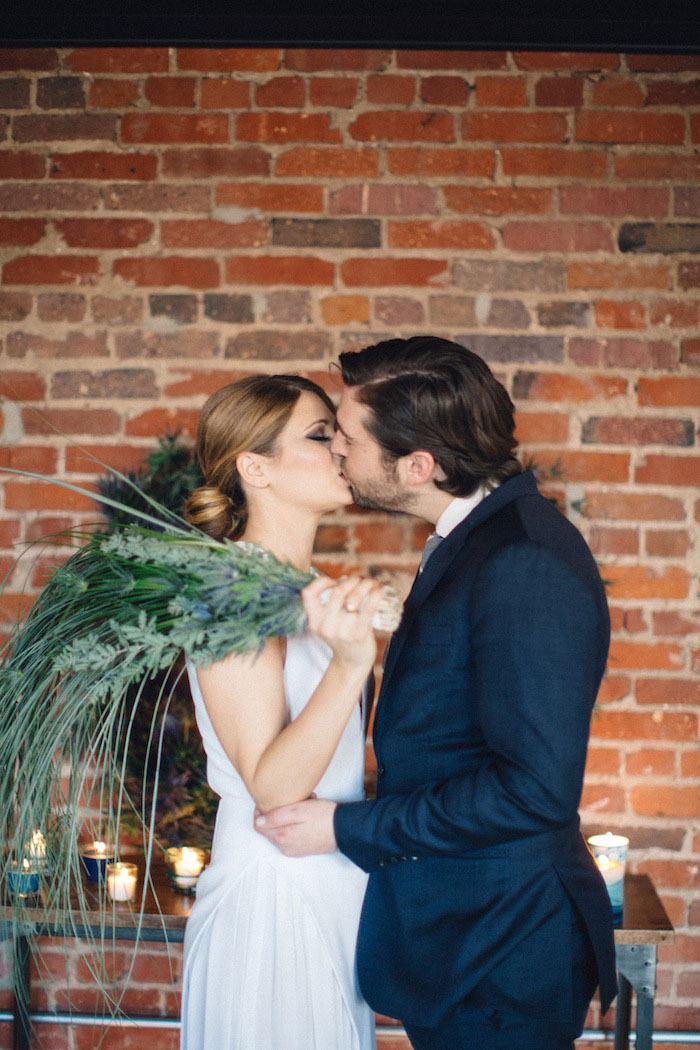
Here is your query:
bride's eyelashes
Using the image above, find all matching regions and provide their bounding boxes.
[307,430,333,443]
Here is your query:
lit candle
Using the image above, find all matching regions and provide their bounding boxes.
[80,840,114,882]
[106,862,137,902]
[166,847,205,892]
[28,830,46,863]
[587,832,629,914]
[7,859,40,898]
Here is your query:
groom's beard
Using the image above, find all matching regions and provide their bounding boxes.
[342,461,417,515]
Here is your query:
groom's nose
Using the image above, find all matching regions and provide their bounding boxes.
[330,431,345,456]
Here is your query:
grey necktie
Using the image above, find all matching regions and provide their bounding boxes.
[419,531,443,571]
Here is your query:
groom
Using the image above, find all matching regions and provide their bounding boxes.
[256,336,617,1049]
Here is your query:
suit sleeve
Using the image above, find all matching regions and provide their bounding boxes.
[334,541,609,873]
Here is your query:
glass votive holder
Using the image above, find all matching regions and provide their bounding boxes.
[165,847,206,895]
[7,860,41,899]
[80,840,115,883]
[106,862,138,902]
[588,832,629,916]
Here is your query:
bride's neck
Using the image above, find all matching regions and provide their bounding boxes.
[242,507,318,573]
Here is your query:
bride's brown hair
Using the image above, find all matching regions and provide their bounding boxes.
[185,375,336,542]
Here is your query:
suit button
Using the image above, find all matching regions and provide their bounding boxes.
[377,763,386,776]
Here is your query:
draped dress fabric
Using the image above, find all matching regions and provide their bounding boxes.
[181,624,375,1050]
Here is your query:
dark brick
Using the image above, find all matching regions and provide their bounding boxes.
[91,295,143,325]
[486,299,530,328]
[37,76,86,109]
[452,258,565,292]
[203,294,254,324]
[0,78,30,108]
[115,331,219,358]
[582,417,695,447]
[0,291,31,321]
[12,113,117,142]
[537,301,591,327]
[0,49,58,72]
[225,330,331,360]
[51,369,157,398]
[37,293,86,322]
[262,290,310,324]
[271,218,380,249]
[457,334,564,364]
[149,294,197,324]
[679,262,700,289]
[619,223,700,254]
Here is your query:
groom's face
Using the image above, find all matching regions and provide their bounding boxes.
[331,388,416,513]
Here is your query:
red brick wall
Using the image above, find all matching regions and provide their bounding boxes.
[0,46,698,1045]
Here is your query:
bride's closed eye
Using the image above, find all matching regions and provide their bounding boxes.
[307,430,332,443]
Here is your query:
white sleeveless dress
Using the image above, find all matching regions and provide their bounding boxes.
[181,625,376,1050]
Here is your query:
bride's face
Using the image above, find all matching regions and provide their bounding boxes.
[263,392,353,514]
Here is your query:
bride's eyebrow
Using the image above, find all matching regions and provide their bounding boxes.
[304,417,333,431]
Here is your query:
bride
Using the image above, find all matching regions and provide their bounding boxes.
[180,374,381,1050]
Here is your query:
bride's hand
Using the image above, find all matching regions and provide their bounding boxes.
[302,574,383,673]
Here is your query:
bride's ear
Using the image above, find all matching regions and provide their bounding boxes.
[236,452,270,489]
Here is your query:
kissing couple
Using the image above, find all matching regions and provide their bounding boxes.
[180,335,617,1050]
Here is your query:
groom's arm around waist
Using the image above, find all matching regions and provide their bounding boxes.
[334,540,610,873]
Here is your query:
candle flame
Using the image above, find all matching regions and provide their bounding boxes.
[94,841,106,855]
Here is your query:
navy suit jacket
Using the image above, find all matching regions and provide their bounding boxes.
[334,471,618,1028]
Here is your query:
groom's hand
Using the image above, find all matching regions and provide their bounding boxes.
[254,798,338,856]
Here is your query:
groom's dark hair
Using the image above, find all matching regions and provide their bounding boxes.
[338,335,522,497]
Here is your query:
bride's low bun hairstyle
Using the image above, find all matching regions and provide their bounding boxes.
[184,374,336,542]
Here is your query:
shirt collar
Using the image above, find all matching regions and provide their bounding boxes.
[435,484,490,538]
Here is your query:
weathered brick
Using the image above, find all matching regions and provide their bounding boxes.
[653,610,700,637]
[163,370,251,397]
[503,222,613,253]
[638,377,700,407]
[675,186,700,218]
[485,299,530,329]
[594,299,646,330]
[13,113,117,142]
[162,147,269,178]
[443,186,550,215]
[427,295,474,326]
[678,262,700,290]
[0,151,46,178]
[67,48,169,73]
[513,51,619,70]
[270,148,379,185]
[50,151,157,181]
[115,331,219,358]
[0,218,45,245]
[636,678,700,705]
[144,77,196,108]
[91,295,143,325]
[635,454,700,487]
[104,184,209,212]
[576,110,685,144]
[606,565,690,600]
[260,290,309,324]
[0,77,30,108]
[4,481,96,512]
[309,76,359,109]
[0,183,100,211]
[513,370,627,402]
[88,78,140,108]
[534,76,583,107]
[681,338,700,367]
[388,147,495,177]
[225,255,334,285]
[501,147,607,178]
[203,294,254,324]
[320,295,369,325]
[458,335,563,365]
[366,75,415,105]
[452,258,565,292]
[464,111,566,143]
[537,301,590,327]
[586,491,684,522]
[650,297,700,327]
[341,257,447,287]
[161,219,266,249]
[614,151,700,180]
[329,183,437,216]
[37,293,86,322]
[619,223,700,253]
[36,76,85,109]
[594,709,695,742]
[396,50,506,70]
[0,291,31,320]
[591,77,645,106]
[645,78,700,105]
[285,49,390,71]
[475,75,527,107]
[579,784,625,813]
[198,77,250,109]
[3,254,99,285]
[225,330,331,360]
[122,113,229,144]
[420,76,470,106]
[375,296,425,326]
[627,53,700,71]
[55,218,153,249]
[585,747,622,776]
[587,525,639,556]
[271,218,380,248]
[388,220,494,250]
[349,111,453,143]
[177,48,280,72]
[646,529,690,558]
[7,330,108,358]
[567,261,669,290]
[571,337,679,370]
[0,370,45,400]
[216,182,322,213]
[530,449,630,482]
[51,369,157,399]
[22,408,120,436]
[0,49,58,71]
[632,787,699,819]
[125,408,200,437]
[560,185,669,217]
[149,294,198,325]
[113,257,219,289]
[237,112,341,144]
[582,416,694,447]
[514,410,569,444]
